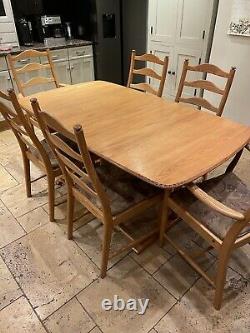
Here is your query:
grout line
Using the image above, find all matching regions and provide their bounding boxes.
[0,252,50,333]
[0,294,23,313]
[76,298,104,333]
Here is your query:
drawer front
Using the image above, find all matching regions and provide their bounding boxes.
[13,57,40,69]
[0,32,18,44]
[41,49,68,64]
[68,45,93,59]
[0,57,7,71]
[0,22,16,33]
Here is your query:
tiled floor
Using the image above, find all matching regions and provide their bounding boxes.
[0,129,249,333]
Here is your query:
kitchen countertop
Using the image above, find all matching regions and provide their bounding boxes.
[0,39,93,56]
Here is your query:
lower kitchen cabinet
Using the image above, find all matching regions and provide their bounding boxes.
[70,56,94,84]
[0,70,13,121]
[54,60,72,85]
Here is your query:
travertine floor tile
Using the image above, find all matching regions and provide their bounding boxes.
[0,256,22,310]
[1,178,60,218]
[153,248,214,299]
[0,142,22,167]
[1,223,99,320]
[0,164,18,193]
[0,296,46,333]
[0,199,25,248]
[44,297,95,333]
[229,246,250,280]
[17,207,49,233]
[155,267,249,333]
[43,195,95,233]
[130,243,171,275]
[74,218,129,270]
[77,257,176,333]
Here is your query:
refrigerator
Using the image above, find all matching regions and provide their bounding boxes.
[87,0,148,85]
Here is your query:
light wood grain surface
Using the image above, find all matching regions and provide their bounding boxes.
[19,81,250,189]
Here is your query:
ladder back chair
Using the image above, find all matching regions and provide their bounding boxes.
[160,168,250,310]
[127,50,169,97]
[7,49,64,97]
[0,88,62,221]
[32,98,162,278]
[175,59,236,116]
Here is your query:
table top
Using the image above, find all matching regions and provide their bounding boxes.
[20,81,250,189]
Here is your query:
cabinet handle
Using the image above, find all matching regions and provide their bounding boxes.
[7,77,11,81]
[76,51,85,56]
[172,71,176,76]
[168,71,171,75]
[52,55,59,60]
[71,65,74,70]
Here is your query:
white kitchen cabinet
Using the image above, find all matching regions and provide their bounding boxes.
[0,0,15,23]
[70,56,94,84]
[0,0,19,47]
[148,0,216,99]
[54,60,71,85]
[0,69,13,120]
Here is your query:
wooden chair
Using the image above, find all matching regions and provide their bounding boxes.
[0,88,62,221]
[159,169,250,310]
[127,50,169,97]
[32,98,162,278]
[7,49,65,97]
[175,59,236,117]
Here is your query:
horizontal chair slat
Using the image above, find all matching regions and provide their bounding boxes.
[22,76,55,89]
[134,53,165,65]
[133,68,162,80]
[184,80,224,95]
[187,63,231,78]
[16,63,51,74]
[10,49,49,61]
[179,96,218,113]
[130,83,157,95]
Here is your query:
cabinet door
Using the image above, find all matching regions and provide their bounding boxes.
[173,47,202,98]
[70,57,94,85]
[54,61,71,85]
[176,0,213,50]
[0,70,13,120]
[148,0,179,44]
[148,44,174,99]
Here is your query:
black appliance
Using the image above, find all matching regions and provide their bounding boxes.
[87,0,148,84]
[16,18,33,46]
[33,15,65,44]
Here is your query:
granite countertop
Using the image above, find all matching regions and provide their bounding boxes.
[0,39,93,56]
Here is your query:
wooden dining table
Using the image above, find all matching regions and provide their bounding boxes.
[20,80,250,190]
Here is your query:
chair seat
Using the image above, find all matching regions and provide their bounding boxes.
[82,162,161,215]
[173,173,250,239]
[29,139,59,168]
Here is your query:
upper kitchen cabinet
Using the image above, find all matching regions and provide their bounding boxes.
[0,0,15,23]
[148,0,218,99]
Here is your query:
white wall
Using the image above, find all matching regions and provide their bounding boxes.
[207,0,250,125]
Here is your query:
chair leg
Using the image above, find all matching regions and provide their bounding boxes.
[159,190,170,247]
[101,222,113,279]
[67,191,75,240]
[47,174,55,222]
[213,249,231,310]
[23,156,31,197]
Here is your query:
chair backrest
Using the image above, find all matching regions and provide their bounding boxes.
[0,88,52,169]
[31,98,112,220]
[7,49,59,97]
[127,50,169,97]
[175,59,236,117]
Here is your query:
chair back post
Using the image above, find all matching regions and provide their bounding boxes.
[175,59,189,103]
[7,54,25,96]
[7,89,52,169]
[127,50,136,88]
[47,49,59,88]
[157,56,168,97]
[217,66,236,116]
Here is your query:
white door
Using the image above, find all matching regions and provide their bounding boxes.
[176,0,214,50]
[0,70,13,120]
[148,44,174,98]
[70,57,94,85]
[148,0,179,44]
[173,47,202,98]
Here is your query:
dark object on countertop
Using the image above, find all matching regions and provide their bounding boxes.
[15,18,33,46]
